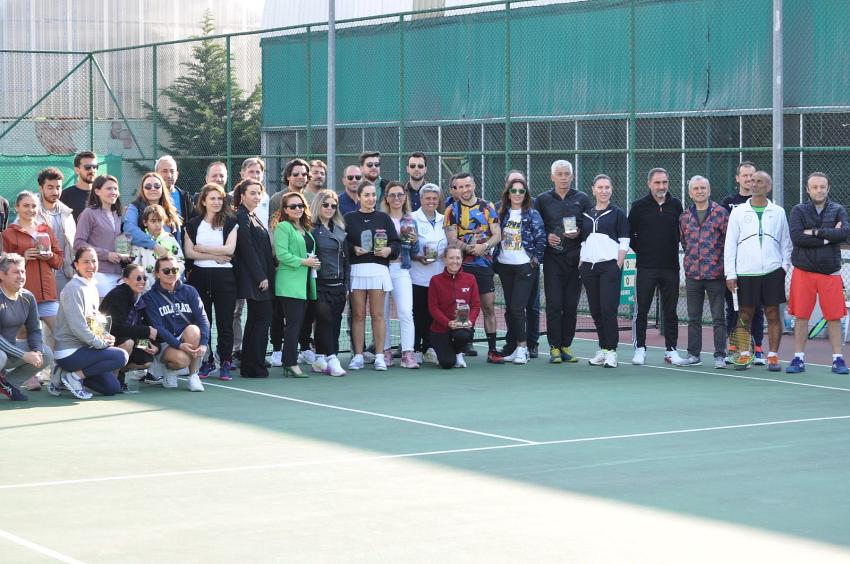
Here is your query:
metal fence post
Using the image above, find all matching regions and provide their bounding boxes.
[772,0,784,207]
[398,14,406,180]
[306,25,312,160]
[504,1,512,178]
[627,0,637,208]
[152,44,158,160]
[89,54,94,151]
[226,35,233,185]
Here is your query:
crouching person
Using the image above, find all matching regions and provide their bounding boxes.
[144,256,210,392]
[0,253,54,401]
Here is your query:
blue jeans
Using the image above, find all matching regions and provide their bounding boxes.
[57,347,127,396]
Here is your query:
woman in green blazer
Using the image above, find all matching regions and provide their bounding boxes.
[274,191,319,377]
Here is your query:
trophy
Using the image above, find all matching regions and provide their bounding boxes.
[424,242,439,262]
[454,299,470,325]
[115,233,132,261]
[373,229,388,253]
[360,230,373,253]
[87,312,112,338]
[563,216,577,234]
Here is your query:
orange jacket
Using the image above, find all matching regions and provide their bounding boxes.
[2,223,63,303]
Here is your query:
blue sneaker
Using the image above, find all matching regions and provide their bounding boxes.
[785,356,805,374]
[832,357,849,375]
[218,361,233,381]
[198,360,216,379]
[0,372,27,401]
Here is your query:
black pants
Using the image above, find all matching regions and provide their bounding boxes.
[430,328,474,369]
[270,297,285,352]
[279,297,308,367]
[543,252,582,349]
[724,289,764,346]
[242,298,272,377]
[503,265,540,352]
[497,262,535,347]
[188,266,237,363]
[581,260,622,350]
[314,283,347,356]
[299,301,316,351]
[412,284,432,352]
[632,267,679,350]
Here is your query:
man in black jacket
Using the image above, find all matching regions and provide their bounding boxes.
[785,172,850,374]
[155,155,195,226]
[628,168,685,365]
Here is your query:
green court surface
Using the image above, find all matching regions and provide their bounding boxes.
[3,338,850,563]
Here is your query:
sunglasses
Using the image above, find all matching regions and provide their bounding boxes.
[346,175,363,181]
[132,274,147,282]
[143,183,162,190]
[82,164,99,171]
[509,188,526,195]
[286,203,305,210]
[321,202,338,209]
[408,163,425,169]
[364,161,380,168]
[387,193,406,199]
[290,172,309,177]
[159,267,179,275]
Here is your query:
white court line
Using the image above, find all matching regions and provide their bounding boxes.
[194,381,537,445]
[0,527,86,564]
[3,413,849,491]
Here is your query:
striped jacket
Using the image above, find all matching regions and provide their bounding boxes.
[679,201,729,280]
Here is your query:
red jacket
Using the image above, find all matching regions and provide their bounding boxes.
[2,223,63,302]
[427,268,481,333]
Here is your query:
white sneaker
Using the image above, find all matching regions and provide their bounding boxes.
[348,354,364,370]
[414,351,424,364]
[714,357,726,369]
[298,349,317,365]
[312,355,328,373]
[48,365,64,396]
[424,348,438,364]
[604,350,618,368]
[163,370,178,389]
[454,353,467,368]
[326,355,346,377]
[502,349,517,362]
[512,346,528,365]
[665,350,685,365]
[632,347,646,365]
[187,373,204,392]
[363,350,376,364]
[675,354,702,366]
[588,350,606,366]
[60,372,92,400]
[374,354,387,371]
[270,351,283,367]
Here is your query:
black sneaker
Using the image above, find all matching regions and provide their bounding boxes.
[143,372,163,385]
[528,345,538,359]
[0,372,28,401]
[463,343,478,357]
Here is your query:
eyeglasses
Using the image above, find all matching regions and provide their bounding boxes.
[364,161,380,168]
[82,164,99,171]
[143,183,162,190]
[387,193,406,199]
[132,274,147,282]
[290,172,309,177]
[159,267,179,275]
[346,175,363,181]
[509,188,526,195]
[321,202,338,209]
[286,203,305,210]
[408,163,425,169]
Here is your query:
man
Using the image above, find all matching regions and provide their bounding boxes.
[724,171,792,372]
[144,256,210,391]
[444,172,503,363]
[720,161,766,364]
[534,160,591,364]
[678,176,729,369]
[60,151,98,221]
[36,167,76,293]
[206,161,228,188]
[338,165,362,216]
[360,151,389,196]
[785,172,850,374]
[500,169,541,359]
[269,158,310,220]
[0,254,53,401]
[629,168,685,365]
[404,152,428,211]
[304,159,327,205]
[155,155,194,225]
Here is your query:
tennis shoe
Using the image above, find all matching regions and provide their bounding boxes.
[714,357,726,369]
[218,361,233,381]
[424,348,438,364]
[831,357,849,375]
[665,350,685,365]
[604,350,618,368]
[312,355,328,373]
[400,351,420,369]
[632,347,646,365]
[326,355,346,377]
[363,349,376,364]
[374,355,388,371]
[187,373,204,392]
[548,347,562,364]
[0,372,27,401]
[48,365,64,396]
[60,372,92,400]
[588,350,606,366]
[767,354,782,372]
[298,349,316,365]
[753,347,766,366]
[512,347,528,365]
[454,353,467,368]
[674,354,702,366]
[560,347,579,363]
[786,356,805,373]
[383,349,394,368]
[198,360,216,379]
[348,354,364,370]
[269,351,283,367]
[162,370,179,389]
[487,350,505,364]
[413,351,424,364]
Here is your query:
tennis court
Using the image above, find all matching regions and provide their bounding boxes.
[3,337,850,563]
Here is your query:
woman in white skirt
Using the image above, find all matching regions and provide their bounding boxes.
[379,181,419,368]
[343,181,401,371]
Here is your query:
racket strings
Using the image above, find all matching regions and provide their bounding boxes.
[728,328,753,362]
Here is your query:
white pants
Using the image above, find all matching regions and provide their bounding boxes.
[94,272,121,298]
[384,262,414,352]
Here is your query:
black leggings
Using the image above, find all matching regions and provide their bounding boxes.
[580,260,622,350]
[188,266,237,363]
[497,262,534,346]
[314,283,347,356]
[430,328,473,369]
[412,284,432,352]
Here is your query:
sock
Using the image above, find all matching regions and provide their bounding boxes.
[833,354,843,361]
[487,332,497,352]
[768,351,778,358]
[795,352,805,360]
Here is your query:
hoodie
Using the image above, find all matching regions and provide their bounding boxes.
[143,280,210,349]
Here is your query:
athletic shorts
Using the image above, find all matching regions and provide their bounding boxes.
[737,268,786,307]
[463,263,495,295]
[788,268,846,320]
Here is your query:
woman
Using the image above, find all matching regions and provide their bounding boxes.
[99,263,160,385]
[379,181,419,369]
[410,183,446,364]
[74,175,131,297]
[308,189,348,377]
[493,178,546,365]
[51,246,130,399]
[427,243,481,369]
[344,181,400,371]
[579,174,630,369]
[184,183,238,381]
[122,172,182,254]
[273,191,318,378]
[232,178,275,378]
[132,204,185,289]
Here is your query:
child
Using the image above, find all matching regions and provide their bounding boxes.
[132,204,185,290]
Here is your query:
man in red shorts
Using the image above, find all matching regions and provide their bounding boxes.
[786,172,850,374]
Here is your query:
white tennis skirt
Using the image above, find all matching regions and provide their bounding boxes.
[350,263,393,292]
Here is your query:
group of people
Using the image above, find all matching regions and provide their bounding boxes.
[0,150,847,403]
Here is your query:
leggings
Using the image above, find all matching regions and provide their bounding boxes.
[412,284,432,352]
[188,266,237,363]
[430,328,473,369]
[314,283,347,356]
[57,347,127,396]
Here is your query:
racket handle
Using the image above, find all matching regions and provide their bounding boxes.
[732,289,739,312]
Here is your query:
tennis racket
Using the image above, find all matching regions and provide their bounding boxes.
[728,289,754,370]
[807,317,828,340]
